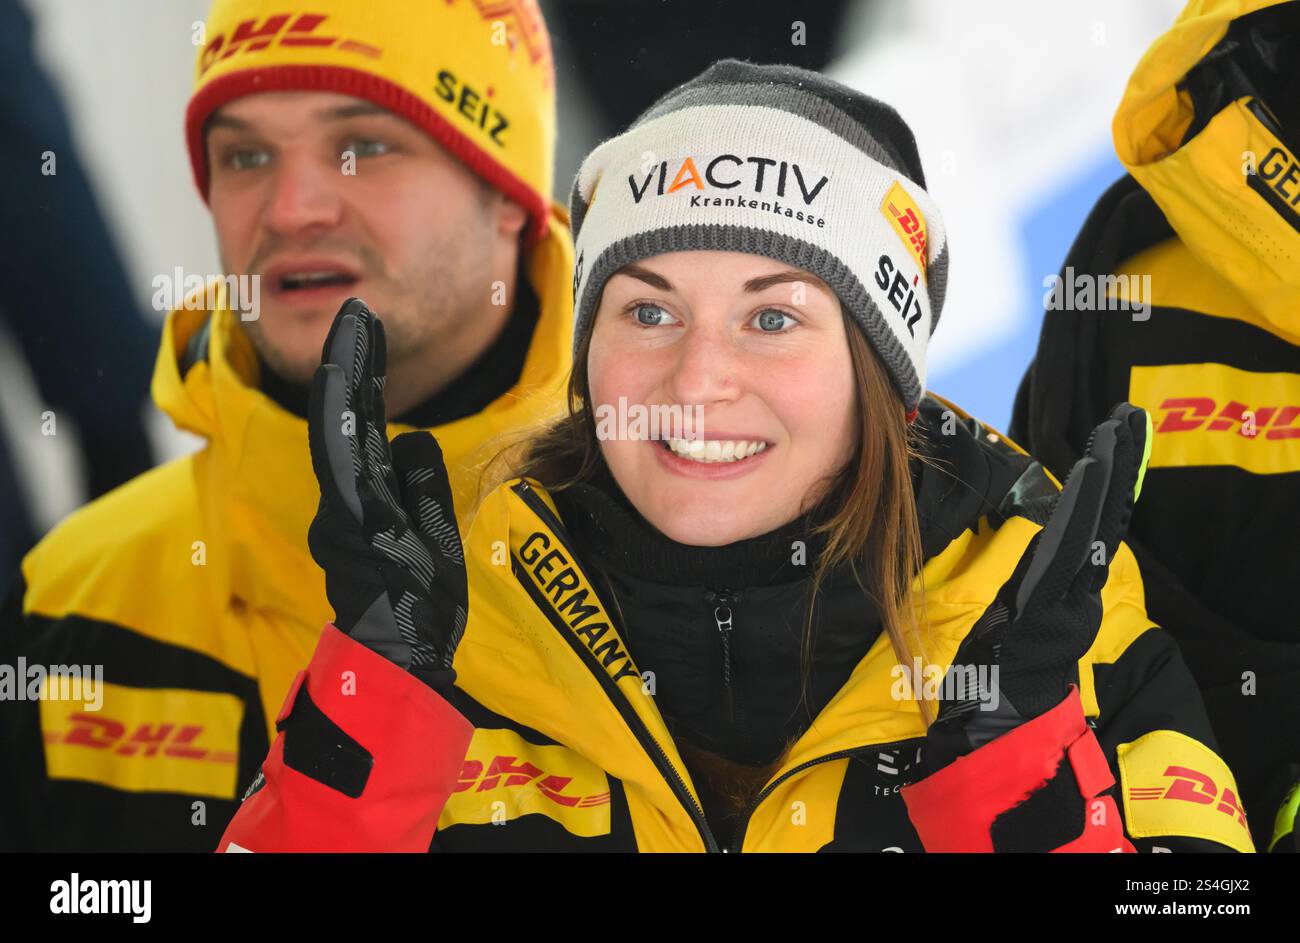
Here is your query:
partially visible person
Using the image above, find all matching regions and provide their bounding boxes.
[1012,0,1300,850]
[220,61,1250,853]
[0,0,157,576]
[0,0,571,851]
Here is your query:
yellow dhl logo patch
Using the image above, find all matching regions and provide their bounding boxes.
[439,728,612,838]
[1129,362,1300,475]
[881,180,927,276]
[1117,730,1254,852]
[40,682,243,799]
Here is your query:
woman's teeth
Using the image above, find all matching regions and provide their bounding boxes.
[662,438,768,463]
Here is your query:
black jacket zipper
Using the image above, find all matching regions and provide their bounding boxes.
[704,588,740,724]
[511,481,720,852]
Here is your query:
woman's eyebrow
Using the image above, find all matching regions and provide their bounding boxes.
[616,264,673,290]
[615,266,821,294]
[743,271,820,293]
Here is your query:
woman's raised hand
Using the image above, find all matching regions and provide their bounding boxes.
[929,402,1154,756]
[305,298,468,691]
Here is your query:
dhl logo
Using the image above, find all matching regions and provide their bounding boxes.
[881,180,927,276]
[1116,729,1254,852]
[199,13,381,77]
[40,683,244,799]
[468,0,553,76]
[455,754,610,809]
[439,730,613,837]
[1130,765,1247,829]
[1155,398,1299,439]
[1129,363,1300,475]
[43,713,236,765]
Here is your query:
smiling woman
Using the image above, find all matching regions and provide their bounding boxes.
[585,251,860,545]
[219,59,1250,856]
[510,247,928,827]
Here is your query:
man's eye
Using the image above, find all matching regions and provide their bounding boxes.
[344,139,392,158]
[633,304,673,327]
[227,149,271,171]
[753,309,795,332]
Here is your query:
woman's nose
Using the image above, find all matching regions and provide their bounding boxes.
[665,325,742,409]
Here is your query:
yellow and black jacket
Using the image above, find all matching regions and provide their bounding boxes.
[0,209,574,851]
[1011,0,1300,849]
[219,398,1254,853]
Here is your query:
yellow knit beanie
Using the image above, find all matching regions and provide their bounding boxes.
[186,0,556,246]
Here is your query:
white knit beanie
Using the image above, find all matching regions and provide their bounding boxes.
[569,59,949,421]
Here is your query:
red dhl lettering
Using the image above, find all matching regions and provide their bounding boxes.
[886,201,927,265]
[43,713,236,765]
[470,0,552,75]
[1129,764,1247,828]
[199,13,381,76]
[1155,397,1300,440]
[454,754,610,809]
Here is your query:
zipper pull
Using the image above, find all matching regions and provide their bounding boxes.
[705,588,740,710]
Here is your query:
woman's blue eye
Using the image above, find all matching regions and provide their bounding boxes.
[634,304,672,326]
[754,309,793,332]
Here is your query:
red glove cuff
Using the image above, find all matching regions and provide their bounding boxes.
[901,686,1134,852]
[218,625,473,852]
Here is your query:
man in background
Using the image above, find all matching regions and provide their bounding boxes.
[1,0,572,851]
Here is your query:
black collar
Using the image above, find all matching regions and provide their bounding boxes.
[260,258,539,427]
[552,465,832,590]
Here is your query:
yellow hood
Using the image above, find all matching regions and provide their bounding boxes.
[149,206,573,622]
[1112,0,1299,341]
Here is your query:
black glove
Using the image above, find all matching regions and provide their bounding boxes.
[306,298,468,691]
[927,402,1153,765]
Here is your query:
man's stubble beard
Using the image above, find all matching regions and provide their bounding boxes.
[232,227,490,392]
